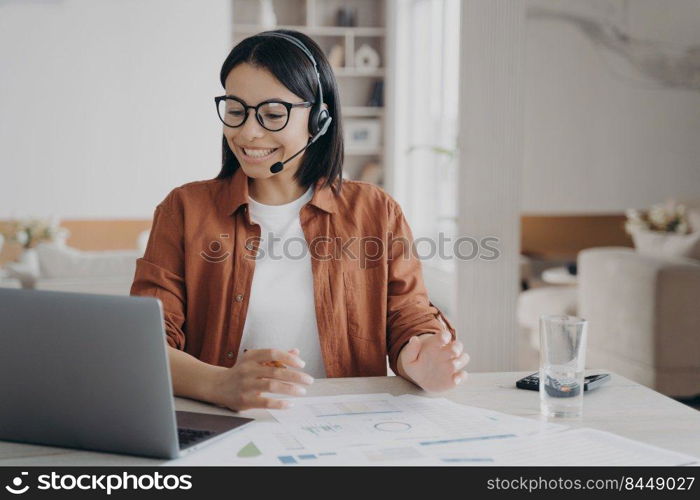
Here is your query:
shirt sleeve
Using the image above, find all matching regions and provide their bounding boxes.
[385,201,457,375]
[129,191,187,350]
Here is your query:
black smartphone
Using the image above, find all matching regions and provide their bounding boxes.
[516,372,610,395]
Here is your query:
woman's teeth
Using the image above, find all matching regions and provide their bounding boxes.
[243,147,277,158]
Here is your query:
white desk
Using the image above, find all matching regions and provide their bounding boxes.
[2,371,699,466]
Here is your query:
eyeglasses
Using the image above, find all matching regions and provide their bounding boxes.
[214,95,312,132]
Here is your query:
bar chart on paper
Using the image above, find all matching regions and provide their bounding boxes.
[301,424,343,436]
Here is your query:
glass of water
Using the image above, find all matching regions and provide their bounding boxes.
[539,315,588,418]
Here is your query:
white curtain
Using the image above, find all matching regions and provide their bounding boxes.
[392,0,461,312]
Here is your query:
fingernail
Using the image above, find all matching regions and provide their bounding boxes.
[296,387,307,396]
[284,401,294,408]
[303,375,314,384]
[298,359,306,368]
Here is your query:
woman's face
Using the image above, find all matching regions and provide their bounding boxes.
[223,63,312,181]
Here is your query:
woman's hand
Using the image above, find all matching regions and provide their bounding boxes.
[208,347,314,411]
[397,331,469,392]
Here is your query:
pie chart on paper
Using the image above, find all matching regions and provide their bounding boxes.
[373,422,412,432]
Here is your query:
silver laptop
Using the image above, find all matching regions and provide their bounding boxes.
[0,288,253,459]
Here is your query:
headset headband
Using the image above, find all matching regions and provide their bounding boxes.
[257,31,325,108]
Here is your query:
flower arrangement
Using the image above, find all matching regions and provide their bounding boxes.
[0,218,70,249]
[625,201,690,235]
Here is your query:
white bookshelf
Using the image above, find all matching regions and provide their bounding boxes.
[231,0,393,188]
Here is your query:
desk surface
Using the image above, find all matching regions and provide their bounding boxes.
[2,371,699,466]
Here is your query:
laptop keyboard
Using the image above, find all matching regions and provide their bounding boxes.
[178,428,216,449]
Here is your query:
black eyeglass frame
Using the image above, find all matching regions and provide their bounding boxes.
[214,95,312,132]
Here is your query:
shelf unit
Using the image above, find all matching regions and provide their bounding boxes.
[231,0,393,188]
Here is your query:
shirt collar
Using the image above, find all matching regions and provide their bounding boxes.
[224,166,338,216]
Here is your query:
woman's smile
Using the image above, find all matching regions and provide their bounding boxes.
[236,145,281,164]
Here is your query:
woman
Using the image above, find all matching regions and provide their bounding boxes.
[131,30,469,412]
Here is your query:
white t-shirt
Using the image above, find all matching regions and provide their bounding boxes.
[237,186,327,378]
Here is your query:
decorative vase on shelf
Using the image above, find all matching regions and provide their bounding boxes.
[336,6,357,27]
[259,0,277,28]
[18,248,39,268]
[355,44,381,71]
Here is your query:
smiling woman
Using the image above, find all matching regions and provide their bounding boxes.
[129,30,467,413]
[215,31,342,196]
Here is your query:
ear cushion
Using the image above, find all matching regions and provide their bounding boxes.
[309,105,330,136]
[317,113,332,136]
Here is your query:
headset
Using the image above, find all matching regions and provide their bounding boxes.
[257,31,333,174]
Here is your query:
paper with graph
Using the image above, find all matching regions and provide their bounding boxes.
[267,393,563,450]
[173,393,698,466]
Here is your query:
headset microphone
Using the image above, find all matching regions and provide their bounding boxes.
[269,115,332,174]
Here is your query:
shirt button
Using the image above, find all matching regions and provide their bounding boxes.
[245,242,255,251]
[225,351,234,359]
[235,294,244,302]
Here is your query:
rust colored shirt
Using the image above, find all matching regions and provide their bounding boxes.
[130,167,455,378]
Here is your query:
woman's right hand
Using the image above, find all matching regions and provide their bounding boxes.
[208,347,314,411]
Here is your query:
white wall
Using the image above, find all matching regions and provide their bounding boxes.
[0,0,232,219]
[522,0,700,214]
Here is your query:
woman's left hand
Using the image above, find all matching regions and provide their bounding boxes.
[397,331,469,392]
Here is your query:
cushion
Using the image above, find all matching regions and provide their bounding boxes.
[3,248,41,288]
[34,242,140,279]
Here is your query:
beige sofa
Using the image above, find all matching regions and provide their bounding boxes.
[4,242,141,296]
[578,247,700,397]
